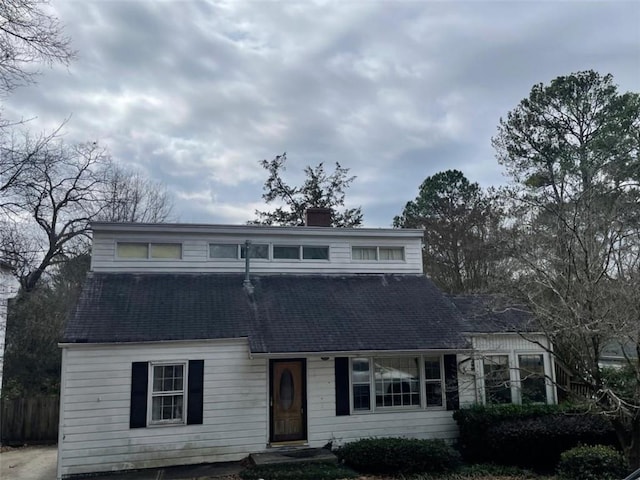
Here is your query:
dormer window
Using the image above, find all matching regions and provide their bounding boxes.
[117,242,182,260]
[352,246,404,261]
[240,244,269,259]
[209,244,238,259]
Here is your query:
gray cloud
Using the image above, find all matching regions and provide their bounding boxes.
[2,0,638,226]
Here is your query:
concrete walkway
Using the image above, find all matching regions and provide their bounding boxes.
[0,445,58,480]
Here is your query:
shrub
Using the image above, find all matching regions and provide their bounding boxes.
[557,444,628,480]
[453,404,618,471]
[337,437,461,474]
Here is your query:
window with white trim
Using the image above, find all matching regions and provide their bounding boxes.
[518,354,546,403]
[483,355,512,404]
[209,243,238,259]
[350,355,444,412]
[424,356,444,407]
[150,363,186,424]
[240,243,269,259]
[117,242,182,259]
[272,245,330,260]
[352,246,404,261]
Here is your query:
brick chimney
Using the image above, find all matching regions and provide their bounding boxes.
[305,207,332,227]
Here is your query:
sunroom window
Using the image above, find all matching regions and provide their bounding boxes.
[518,354,546,403]
[483,355,512,404]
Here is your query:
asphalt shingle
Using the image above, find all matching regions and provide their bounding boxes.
[447,294,537,333]
[63,273,470,353]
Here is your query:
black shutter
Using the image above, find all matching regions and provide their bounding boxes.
[443,354,459,411]
[335,357,350,416]
[130,362,148,428]
[187,360,204,425]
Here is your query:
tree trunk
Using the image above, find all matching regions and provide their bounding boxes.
[612,416,640,469]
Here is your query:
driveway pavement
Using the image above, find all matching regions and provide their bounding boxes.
[0,445,57,480]
[0,445,243,480]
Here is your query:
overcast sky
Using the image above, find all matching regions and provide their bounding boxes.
[4,1,640,227]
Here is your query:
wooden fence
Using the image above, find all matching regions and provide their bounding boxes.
[1,395,59,445]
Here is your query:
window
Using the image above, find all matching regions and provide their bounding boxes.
[274,245,300,260]
[519,354,546,403]
[350,355,445,412]
[150,363,186,424]
[351,358,371,411]
[483,355,512,404]
[379,247,404,261]
[302,246,329,260]
[352,246,404,261]
[130,360,204,429]
[240,243,269,259]
[375,357,420,407]
[352,246,377,260]
[272,245,330,261]
[117,242,181,259]
[209,244,238,259]
[424,357,443,407]
[150,243,182,259]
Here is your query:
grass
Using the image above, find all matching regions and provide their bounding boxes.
[240,461,358,480]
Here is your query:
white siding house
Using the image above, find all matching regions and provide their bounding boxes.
[57,218,555,478]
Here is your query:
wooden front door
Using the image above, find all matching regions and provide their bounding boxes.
[270,359,306,443]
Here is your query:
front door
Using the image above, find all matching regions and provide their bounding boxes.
[270,359,306,443]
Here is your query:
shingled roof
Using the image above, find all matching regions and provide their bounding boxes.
[447,294,538,333]
[63,273,470,353]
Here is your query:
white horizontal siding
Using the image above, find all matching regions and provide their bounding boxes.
[305,358,458,448]
[472,333,550,352]
[91,231,423,274]
[58,341,268,478]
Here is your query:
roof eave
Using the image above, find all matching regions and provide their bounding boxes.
[90,222,425,238]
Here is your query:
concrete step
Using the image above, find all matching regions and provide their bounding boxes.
[250,447,338,466]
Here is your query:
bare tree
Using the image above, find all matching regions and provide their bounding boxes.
[494,71,640,467]
[1,140,110,291]
[98,164,174,223]
[0,0,74,94]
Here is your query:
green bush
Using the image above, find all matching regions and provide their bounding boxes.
[557,444,628,480]
[337,437,461,474]
[453,404,618,471]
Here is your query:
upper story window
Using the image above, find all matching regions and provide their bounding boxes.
[209,243,329,261]
[117,242,182,260]
[352,246,404,261]
[209,244,238,259]
[303,246,329,260]
[240,244,269,259]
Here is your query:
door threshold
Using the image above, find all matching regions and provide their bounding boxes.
[269,440,308,447]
